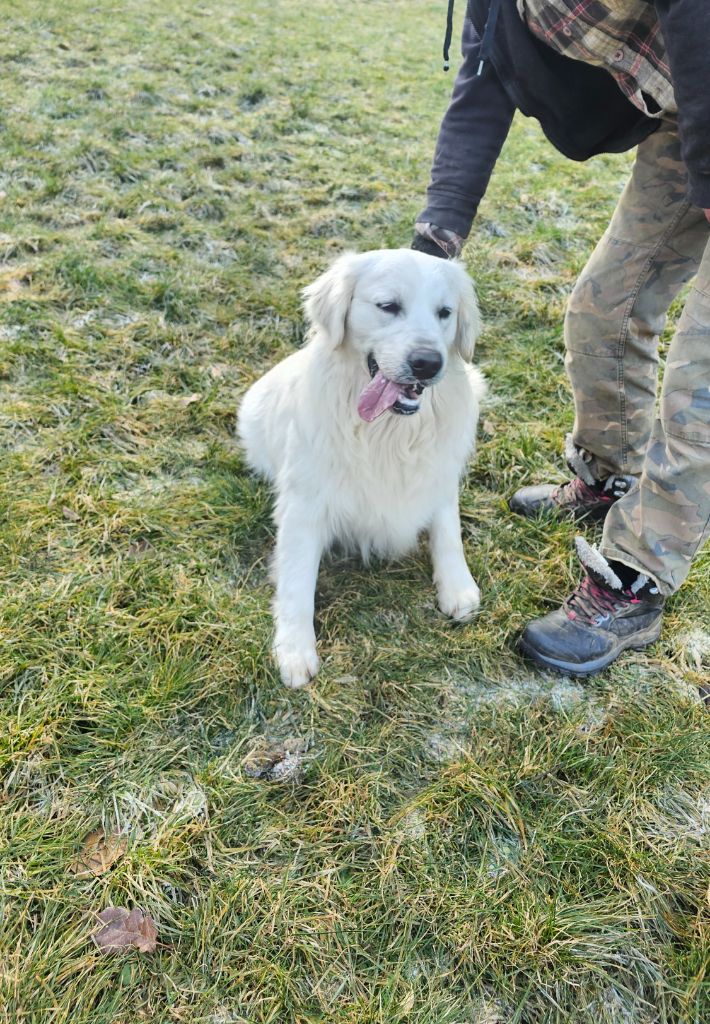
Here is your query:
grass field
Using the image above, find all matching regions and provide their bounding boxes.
[1,2,708,1022]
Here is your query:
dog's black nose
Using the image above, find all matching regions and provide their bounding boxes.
[408,348,443,381]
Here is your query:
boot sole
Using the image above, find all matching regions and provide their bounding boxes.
[508,499,611,523]
[518,619,663,677]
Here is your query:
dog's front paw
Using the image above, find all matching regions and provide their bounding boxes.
[275,641,320,689]
[438,580,481,622]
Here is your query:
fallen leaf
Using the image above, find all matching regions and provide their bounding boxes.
[400,990,415,1014]
[177,392,201,408]
[70,829,127,878]
[93,907,158,953]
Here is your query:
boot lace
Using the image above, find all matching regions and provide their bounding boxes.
[553,476,606,508]
[564,574,638,625]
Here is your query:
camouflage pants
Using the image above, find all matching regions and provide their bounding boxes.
[565,120,710,595]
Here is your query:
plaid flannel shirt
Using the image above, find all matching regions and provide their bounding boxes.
[517,0,676,117]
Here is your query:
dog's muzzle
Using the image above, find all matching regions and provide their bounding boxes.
[366,353,424,416]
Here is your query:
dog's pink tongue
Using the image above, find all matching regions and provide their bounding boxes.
[357,371,404,422]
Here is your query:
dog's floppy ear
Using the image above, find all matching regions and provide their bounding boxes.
[450,261,481,361]
[302,252,361,348]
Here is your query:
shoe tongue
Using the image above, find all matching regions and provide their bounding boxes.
[574,537,623,590]
[586,567,617,593]
[357,371,406,422]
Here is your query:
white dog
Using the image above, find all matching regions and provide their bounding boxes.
[238,248,485,688]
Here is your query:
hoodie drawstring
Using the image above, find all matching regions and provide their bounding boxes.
[477,0,502,75]
[443,0,455,70]
[442,0,502,76]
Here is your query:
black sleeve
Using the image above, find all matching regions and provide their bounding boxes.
[655,0,710,208]
[417,14,516,238]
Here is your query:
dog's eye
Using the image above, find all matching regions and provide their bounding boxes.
[437,307,452,320]
[376,301,402,316]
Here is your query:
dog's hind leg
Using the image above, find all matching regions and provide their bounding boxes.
[429,496,480,622]
[273,496,323,688]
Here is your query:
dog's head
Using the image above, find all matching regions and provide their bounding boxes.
[303,248,480,420]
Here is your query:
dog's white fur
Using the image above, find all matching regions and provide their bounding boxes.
[238,248,485,687]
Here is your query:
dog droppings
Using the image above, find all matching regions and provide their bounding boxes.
[242,739,306,783]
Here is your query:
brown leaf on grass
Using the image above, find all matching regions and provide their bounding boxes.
[93,907,158,953]
[176,392,201,408]
[70,829,127,878]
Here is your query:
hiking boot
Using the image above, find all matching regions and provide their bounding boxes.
[509,472,636,521]
[509,433,636,521]
[518,538,664,677]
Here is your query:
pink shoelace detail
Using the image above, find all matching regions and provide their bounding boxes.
[565,574,640,624]
[553,476,611,507]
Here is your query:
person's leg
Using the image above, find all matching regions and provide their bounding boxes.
[518,125,710,676]
[565,121,709,480]
[511,121,710,520]
[600,236,710,594]
[519,248,710,674]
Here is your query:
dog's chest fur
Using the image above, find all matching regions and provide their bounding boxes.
[239,342,483,561]
[285,355,481,559]
[320,429,462,558]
